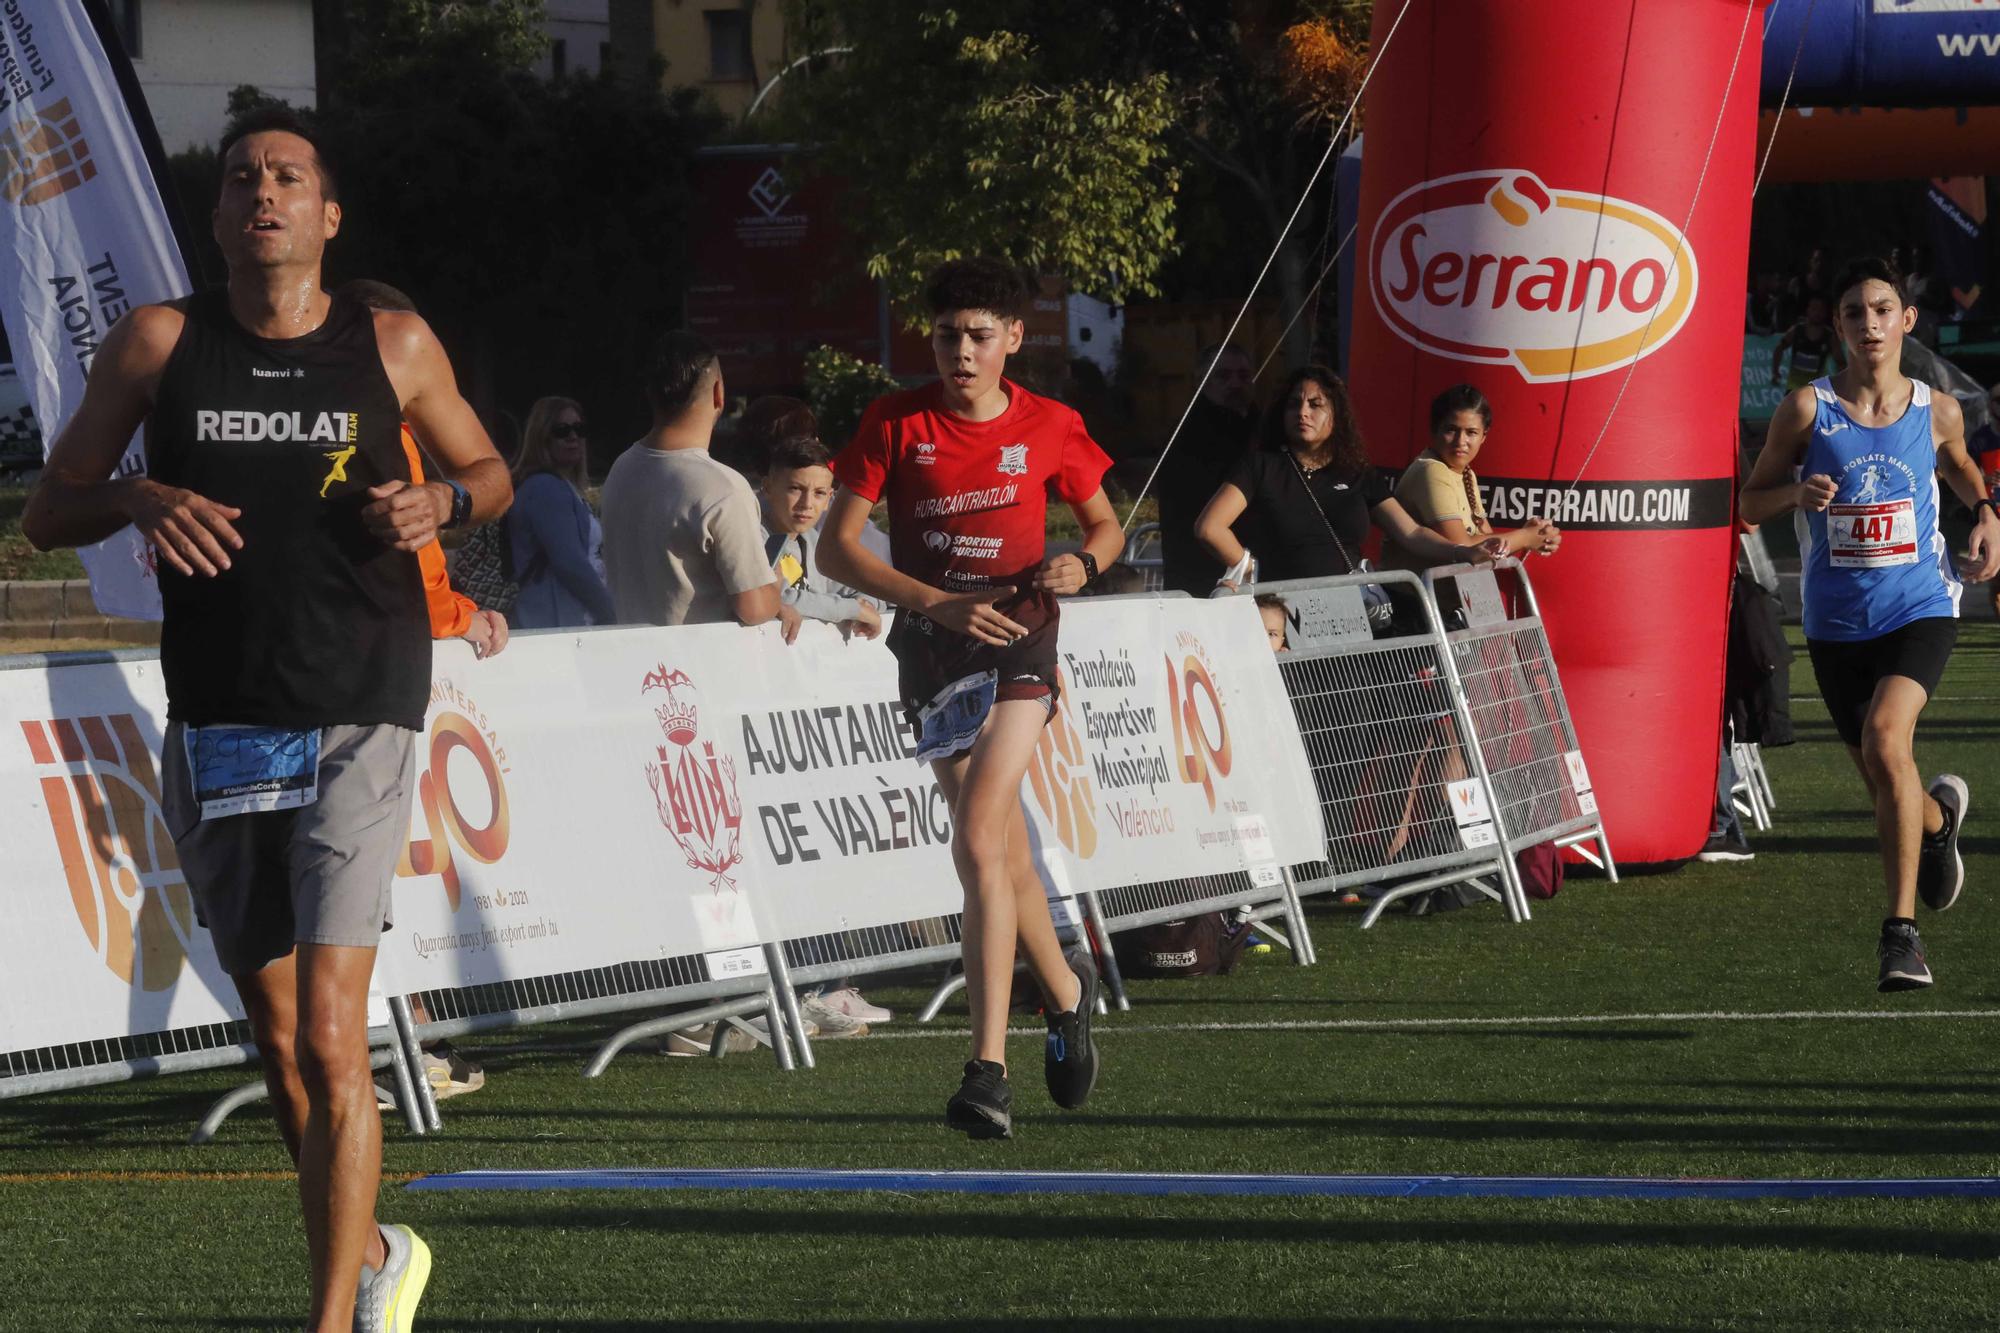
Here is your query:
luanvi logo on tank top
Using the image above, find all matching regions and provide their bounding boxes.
[1369,170,1699,383]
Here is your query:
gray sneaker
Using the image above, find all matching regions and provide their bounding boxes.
[353,1223,432,1333]
[1877,921,1934,993]
[1918,775,1969,912]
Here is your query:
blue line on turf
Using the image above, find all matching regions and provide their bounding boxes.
[406,1169,2000,1201]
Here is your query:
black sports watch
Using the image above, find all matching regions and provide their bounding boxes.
[1076,551,1100,586]
[1979,497,2000,522]
[442,479,473,530]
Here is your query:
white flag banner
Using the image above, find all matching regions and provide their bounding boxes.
[0,0,190,620]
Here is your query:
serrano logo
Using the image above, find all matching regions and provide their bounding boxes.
[1369,170,1698,383]
[0,100,98,206]
[396,693,510,909]
[20,716,196,990]
[642,665,745,891]
[1026,668,1098,858]
[1166,634,1233,811]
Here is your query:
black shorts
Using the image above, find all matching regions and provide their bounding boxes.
[1806,616,1957,748]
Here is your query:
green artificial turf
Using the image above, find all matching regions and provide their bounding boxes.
[4,627,1998,1331]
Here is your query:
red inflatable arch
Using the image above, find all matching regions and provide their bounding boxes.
[1348,0,1767,865]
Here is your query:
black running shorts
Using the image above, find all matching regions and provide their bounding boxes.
[1805,616,1958,748]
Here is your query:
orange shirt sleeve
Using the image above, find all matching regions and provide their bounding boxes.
[402,424,476,639]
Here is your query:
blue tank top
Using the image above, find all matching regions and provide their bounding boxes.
[1795,376,1959,642]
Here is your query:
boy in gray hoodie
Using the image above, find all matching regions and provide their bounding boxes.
[759,435,883,640]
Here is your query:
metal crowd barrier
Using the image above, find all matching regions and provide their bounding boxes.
[1234,569,1528,926]
[1121,523,1168,591]
[3,560,1617,1131]
[1424,560,1619,883]
[0,1007,432,1145]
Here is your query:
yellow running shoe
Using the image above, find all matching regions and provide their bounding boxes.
[353,1223,432,1333]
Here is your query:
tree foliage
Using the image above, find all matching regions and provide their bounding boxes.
[170,1,717,456]
[776,2,1181,319]
[802,344,901,447]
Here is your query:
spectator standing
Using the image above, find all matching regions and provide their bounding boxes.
[1781,247,1829,327]
[601,333,781,629]
[1158,343,1260,595]
[1771,297,1841,394]
[509,397,615,629]
[1194,365,1497,588]
[732,394,818,476]
[1386,384,1560,568]
[1970,384,2000,619]
[759,434,881,641]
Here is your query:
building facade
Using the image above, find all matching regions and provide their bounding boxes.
[111,0,316,153]
[541,0,611,80]
[642,0,791,119]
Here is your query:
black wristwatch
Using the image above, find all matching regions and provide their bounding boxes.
[1979,497,2000,522]
[1076,551,1100,587]
[442,479,473,530]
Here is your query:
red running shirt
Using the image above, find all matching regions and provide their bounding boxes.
[834,380,1111,695]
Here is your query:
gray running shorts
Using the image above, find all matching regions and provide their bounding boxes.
[162,720,416,976]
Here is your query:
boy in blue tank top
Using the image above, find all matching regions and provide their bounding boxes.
[1743,257,2000,992]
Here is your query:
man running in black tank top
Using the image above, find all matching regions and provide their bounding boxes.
[24,107,510,1333]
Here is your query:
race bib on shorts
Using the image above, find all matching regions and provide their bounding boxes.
[915,670,998,763]
[185,725,322,820]
[1828,499,1918,569]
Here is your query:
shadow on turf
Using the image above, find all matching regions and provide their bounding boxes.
[432,1200,2000,1263]
[1754,833,2000,856]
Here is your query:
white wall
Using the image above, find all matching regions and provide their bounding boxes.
[541,0,610,78]
[126,0,316,153]
[1068,293,1124,377]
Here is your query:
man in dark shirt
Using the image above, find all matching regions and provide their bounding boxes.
[1158,343,1259,595]
[24,107,507,1332]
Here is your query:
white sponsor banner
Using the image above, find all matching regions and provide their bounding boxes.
[0,2,185,620]
[1,599,1327,1054]
[1022,596,1325,896]
[389,632,782,994]
[1,662,245,1052]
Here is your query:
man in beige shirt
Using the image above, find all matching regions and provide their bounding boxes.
[601,332,782,628]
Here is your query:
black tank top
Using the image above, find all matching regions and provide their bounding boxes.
[148,289,428,729]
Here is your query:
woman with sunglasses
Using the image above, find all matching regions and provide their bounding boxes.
[509,396,616,629]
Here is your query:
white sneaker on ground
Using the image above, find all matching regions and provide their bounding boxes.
[800,992,869,1038]
[663,1023,759,1057]
[746,1013,820,1044]
[421,1042,485,1100]
[814,986,893,1024]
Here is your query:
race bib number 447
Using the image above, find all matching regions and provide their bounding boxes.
[1829,499,1918,569]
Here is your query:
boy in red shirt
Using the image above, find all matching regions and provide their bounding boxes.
[822,259,1124,1138]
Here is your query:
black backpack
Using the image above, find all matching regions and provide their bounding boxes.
[1113,913,1255,979]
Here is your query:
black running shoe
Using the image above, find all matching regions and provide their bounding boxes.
[945,1060,1012,1139]
[1917,775,1969,912]
[1696,830,1754,863]
[1877,920,1934,993]
[1044,949,1100,1110]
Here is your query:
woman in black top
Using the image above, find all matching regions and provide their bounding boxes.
[1193,365,1495,588]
